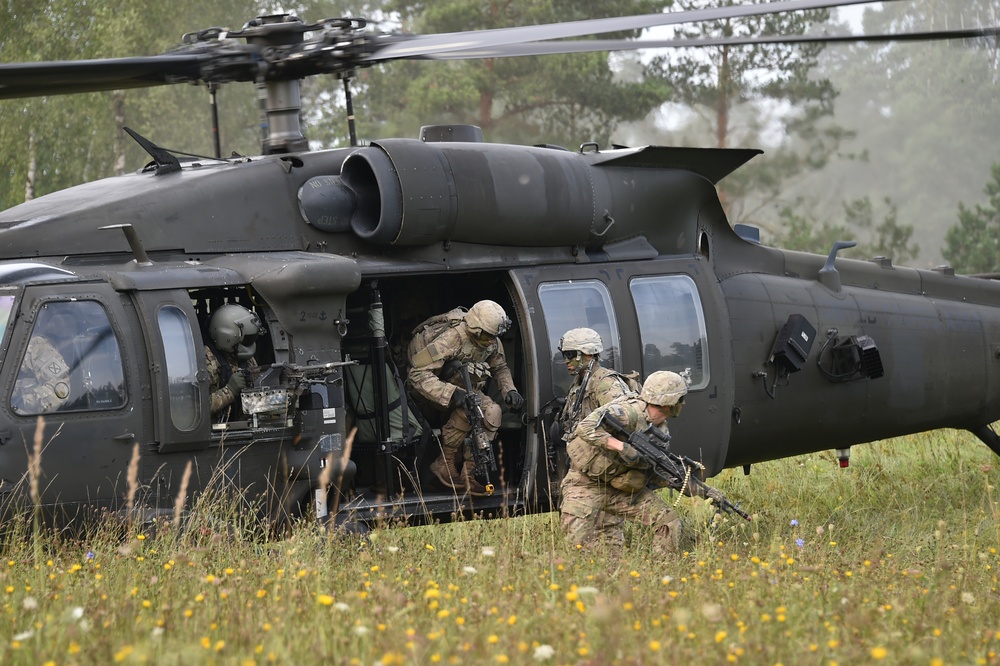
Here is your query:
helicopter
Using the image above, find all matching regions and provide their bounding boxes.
[0,0,998,531]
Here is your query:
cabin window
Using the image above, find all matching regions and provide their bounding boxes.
[537,280,621,396]
[629,275,710,389]
[157,304,201,431]
[11,300,127,415]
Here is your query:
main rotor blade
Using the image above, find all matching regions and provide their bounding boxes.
[0,55,209,100]
[366,0,895,61]
[419,25,1000,60]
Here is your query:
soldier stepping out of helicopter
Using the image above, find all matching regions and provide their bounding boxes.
[555,327,642,547]
[205,304,261,420]
[406,300,524,496]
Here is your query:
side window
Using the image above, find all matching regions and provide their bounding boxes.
[157,305,201,431]
[629,275,710,389]
[11,300,127,415]
[537,280,620,396]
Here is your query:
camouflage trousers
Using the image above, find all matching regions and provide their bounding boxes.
[441,391,502,463]
[560,469,681,553]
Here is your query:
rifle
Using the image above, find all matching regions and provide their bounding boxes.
[269,360,356,398]
[459,363,498,495]
[569,357,597,421]
[597,411,751,521]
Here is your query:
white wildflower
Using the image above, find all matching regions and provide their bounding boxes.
[353,625,370,636]
[463,566,478,575]
[533,644,555,661]
[387,546,399,553]
[151,626,165,638]
[334,602,351,612]
[71,606,85,620]
[13,630,33,641]
[961,592,975,605]
[22,597,37,610]
[481,547,495,557]
[576,586,599,596]
[661,575,674,584]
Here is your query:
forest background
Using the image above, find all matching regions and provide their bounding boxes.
[1,0,998,272]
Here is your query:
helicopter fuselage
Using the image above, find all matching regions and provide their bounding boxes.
[0,135,997,526]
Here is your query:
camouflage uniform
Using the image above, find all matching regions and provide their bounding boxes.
[12,336,71,414]
[561,395,682,553]
[558,365,635,442]
[206,345,258,416]
[407,309,516,463]
[557,363,635,546]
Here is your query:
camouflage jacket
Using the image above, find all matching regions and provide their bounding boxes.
[558,364,635,442]
[406,311,515,409]
[206,346,258,415]
[567,395,669,482]
[12,336,71,414]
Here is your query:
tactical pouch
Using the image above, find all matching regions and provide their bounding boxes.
[566,437,621,481]
[610,469,648,493]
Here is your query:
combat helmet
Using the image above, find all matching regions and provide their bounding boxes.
[209,304,262,361]
[639,371,688,406]
[465,300,511,337]
[558,327,604,356]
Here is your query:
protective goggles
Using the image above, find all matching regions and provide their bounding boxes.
[561,350,582,361]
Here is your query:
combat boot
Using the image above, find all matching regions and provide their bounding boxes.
[461,460,490,497]
[430,451,462,490]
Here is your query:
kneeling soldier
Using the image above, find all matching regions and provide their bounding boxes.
[561,370,688,552]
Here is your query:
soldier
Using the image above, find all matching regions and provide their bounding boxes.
[12,333,71,414]
[205,304,261,418]
[407,300,523,495]
[561,371,688,553]
[555,327,639,546]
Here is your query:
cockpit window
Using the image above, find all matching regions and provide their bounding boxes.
[0,293,15,344]
[11,300,127,415]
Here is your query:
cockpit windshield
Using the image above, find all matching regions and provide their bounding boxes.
[0,293,16,343]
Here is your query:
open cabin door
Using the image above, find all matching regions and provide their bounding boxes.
[133,290,211,452]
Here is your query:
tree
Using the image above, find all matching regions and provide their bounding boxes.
[775,195,918,265]
[304,0,673,149]
[801,0,1000,267]
[641,0,850,222]
[942,164,1000,275]
[0,0,264,210]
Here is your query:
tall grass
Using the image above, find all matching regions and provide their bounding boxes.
[0,428,997,665]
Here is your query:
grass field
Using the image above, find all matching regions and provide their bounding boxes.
[1,428,997,665]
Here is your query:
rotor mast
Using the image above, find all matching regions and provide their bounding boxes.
[239,15,310,154]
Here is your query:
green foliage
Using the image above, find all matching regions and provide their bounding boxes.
[0,428,997,664]
[305,0,672,148]
[643,0,851,225]
[801,0,1000,266]
[0,0,264,210]
[775,195,918,264]
[943,164,1000,275]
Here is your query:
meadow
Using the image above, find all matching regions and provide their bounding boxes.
[0,428,997,665]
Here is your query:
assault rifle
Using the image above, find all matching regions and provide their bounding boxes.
[269,360,356,398]
[459,363,498,495]
[566,357,598,427]
[597,412,751,521]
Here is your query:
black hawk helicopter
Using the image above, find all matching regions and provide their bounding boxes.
[0,0,997,530]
